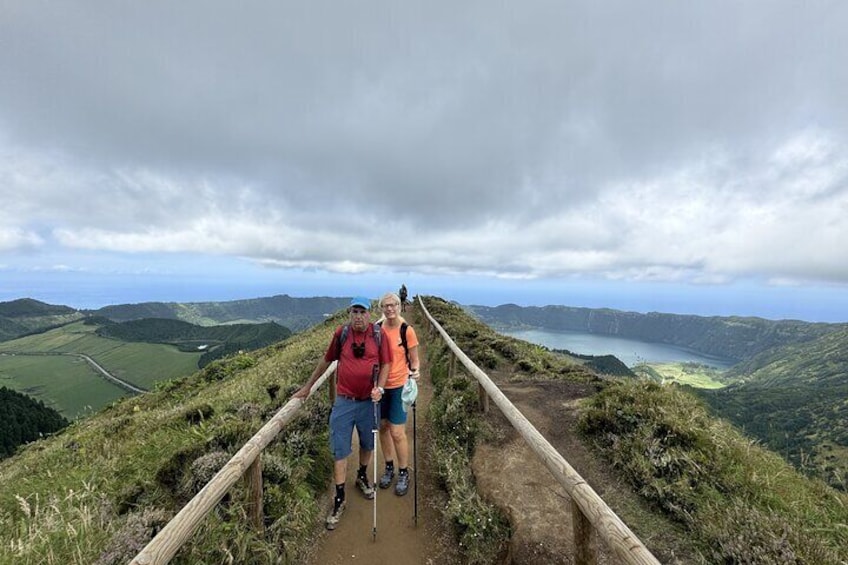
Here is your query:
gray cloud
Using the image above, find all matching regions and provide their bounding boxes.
[2,1,847,289]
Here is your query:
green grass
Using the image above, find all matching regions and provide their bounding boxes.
[0,321,202,417]
[579,379,848,563]
[0,354,126,419]
[633,362,727,389]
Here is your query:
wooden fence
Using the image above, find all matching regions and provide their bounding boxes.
[129,364,336,565]
[417,296,660,565]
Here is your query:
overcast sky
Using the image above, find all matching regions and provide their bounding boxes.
[2,2,848,321]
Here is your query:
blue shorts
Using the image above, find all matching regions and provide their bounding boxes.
[329,397,378,461]
[380,385,408,425]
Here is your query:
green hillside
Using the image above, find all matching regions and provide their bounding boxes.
[95,318,291,367]
[427,296,848,562]
[92,294,349,331]
[0,312,339,564]
[467,303,844,362]
[0,298,85,342]
[0,321,202,418]
[698,327,848,491]
[0,296,845,563]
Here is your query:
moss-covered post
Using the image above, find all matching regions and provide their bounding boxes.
[245,455,264,533]
[328,370,337,405]
[448,353,456,379]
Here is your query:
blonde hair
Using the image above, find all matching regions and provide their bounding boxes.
[380,292,401,307]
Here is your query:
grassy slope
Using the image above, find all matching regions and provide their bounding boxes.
[698,327,848,491]
[0,314,339,564]
[425,296,848,563]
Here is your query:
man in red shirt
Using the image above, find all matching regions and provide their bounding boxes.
[294,296,392,530]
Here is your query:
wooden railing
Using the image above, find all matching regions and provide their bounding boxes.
[417,296,660,565]
[129,363,336,565]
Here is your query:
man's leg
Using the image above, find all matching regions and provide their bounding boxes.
[354,402,376,499]
[334,458,348,485]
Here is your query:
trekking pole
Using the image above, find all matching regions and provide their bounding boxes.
[413,398,418,526]
[372,364,379,542]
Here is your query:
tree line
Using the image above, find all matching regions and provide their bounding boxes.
[0,387,68,458]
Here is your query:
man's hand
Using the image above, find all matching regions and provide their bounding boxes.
[408,369,420,380]
[293,385,311,399]
[371,386,384,402]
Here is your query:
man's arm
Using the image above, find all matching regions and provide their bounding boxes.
[371,362,391,402]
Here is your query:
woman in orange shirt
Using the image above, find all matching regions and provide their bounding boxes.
[377,291,420,496]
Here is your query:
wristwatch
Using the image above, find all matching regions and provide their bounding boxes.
[377,386,384,394]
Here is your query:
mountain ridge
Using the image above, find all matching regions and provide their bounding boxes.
[467,302,845,361]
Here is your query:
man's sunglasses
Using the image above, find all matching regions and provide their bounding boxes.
[352,341,366,358]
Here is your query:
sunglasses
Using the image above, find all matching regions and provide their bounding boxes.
[352,341,366,358]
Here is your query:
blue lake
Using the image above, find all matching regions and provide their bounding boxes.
[503,329,734,368]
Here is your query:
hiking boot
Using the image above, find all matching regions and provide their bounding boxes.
[325,498,346,530]
[379,467,395,489]
[395,471,410,496]
[356,474,375,499]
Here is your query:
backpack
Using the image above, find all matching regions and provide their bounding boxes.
[336,322,382,360]
[377,320,410,370]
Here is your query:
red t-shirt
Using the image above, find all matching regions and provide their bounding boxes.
[324,324,392,399]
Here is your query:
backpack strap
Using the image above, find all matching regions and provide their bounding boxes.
[379,320,411,369]
[400,322,410,369]
[338,323,381,359]
[336,324,350,360]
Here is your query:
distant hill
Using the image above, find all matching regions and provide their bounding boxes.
[95,317,292,367]
[696,327,848,491]
[91,294,349,331]
[0,298,84,342]
[466,303,845,362]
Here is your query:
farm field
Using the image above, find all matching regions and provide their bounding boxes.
[0,321,203,418]
[633,361,727,389]
[0,354,125,418]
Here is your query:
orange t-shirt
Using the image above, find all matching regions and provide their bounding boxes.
[381,321,419,389]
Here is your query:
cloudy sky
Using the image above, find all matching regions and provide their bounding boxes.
[2,1,847,321]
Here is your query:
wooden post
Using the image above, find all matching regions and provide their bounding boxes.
[329,370,337,405]
[448,354,456,379]
[245,455,264,533]
[478,382,489,413]
[571,497,596,565]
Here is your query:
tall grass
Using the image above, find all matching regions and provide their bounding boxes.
[579,380,848,563]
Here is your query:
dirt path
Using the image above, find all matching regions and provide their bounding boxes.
[305,323,462,565]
